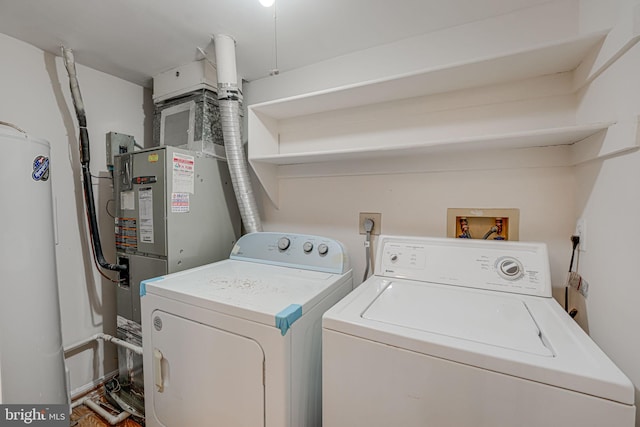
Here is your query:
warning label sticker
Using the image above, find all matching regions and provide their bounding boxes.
[172,153,195,194]
[171,192,190,213]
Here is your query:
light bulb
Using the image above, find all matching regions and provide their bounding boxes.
[259,0,275,7]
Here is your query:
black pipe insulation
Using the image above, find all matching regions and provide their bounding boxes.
[81,163,125,272]
[62,47,126,273]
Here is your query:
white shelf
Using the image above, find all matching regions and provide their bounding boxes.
[250,31,607,120]
[248,28,640,207]
[251,123,614,165]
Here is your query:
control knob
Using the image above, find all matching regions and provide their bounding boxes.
[318,243,329,255]
[303,242,314,253]
[496,257,523,280]
[278,237,291,251]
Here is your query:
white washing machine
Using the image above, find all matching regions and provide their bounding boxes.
[323,235,636,427]
[141,232,352,427]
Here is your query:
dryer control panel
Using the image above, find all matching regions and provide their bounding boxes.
[377,236,551,297]
[230,232,350,274]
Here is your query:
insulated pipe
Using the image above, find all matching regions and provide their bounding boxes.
[214,34,263,233]
[61,47,126,272]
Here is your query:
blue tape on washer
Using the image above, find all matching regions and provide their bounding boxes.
[275,304,303,336]
[140,276,165,297]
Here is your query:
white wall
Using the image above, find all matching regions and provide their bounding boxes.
[259,167,575,293]
[246,0,639,425]
[573,0,640,420]
[0,33,151,394]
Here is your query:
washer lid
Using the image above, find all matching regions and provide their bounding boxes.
[362,281,553,357]
[323,276,635,405]
[142,259,350,334]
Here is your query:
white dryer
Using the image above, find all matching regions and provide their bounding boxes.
[323,235,635,427]
[141,232,352,427]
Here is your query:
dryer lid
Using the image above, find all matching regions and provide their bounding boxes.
[142,259,350,335]
[362,281,553,357]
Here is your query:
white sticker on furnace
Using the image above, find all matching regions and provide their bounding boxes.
[172,153,195,194]
[120,191,135,211]
[138,187,154,243]
[171,192,190,213]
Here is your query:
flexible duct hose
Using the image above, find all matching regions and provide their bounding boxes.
[219,99,262,233]
[215,34,262,233]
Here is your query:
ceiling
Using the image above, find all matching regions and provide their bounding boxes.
[0,0,552,87]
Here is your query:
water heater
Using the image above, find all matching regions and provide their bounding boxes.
[0,126,67,404]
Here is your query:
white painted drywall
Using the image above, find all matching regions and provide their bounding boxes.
[246,0,639,424]
[0,33,151,394]
[258,167,576,293]
[573,0,640,421]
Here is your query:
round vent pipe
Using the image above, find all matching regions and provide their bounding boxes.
[214,34,262,234]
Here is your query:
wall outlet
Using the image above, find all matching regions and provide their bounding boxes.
[359,212,382,235]
[576,218,587,251]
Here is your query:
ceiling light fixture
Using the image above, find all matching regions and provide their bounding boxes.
[259,0,275,7]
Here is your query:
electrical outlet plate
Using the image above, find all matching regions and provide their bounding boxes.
[359,212,382,235]
[447,208,519,240]
[576,218,587,251]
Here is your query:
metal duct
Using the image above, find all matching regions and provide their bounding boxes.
[214,34,262,234]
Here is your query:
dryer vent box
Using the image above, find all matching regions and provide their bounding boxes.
[447,208,519,241]
[153,59,218,103]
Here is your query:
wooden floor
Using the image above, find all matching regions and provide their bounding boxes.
[70,399,143,427]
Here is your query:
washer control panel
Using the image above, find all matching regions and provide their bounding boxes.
[496,257,524,281]
[377,236,551,297]
[230,232,350,274]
